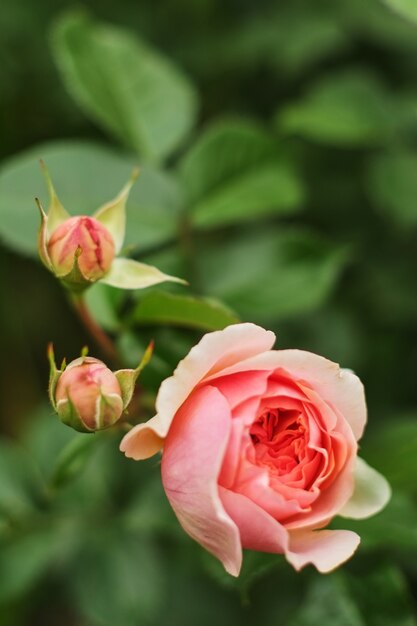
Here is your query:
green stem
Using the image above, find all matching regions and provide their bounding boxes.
[70,293,121,367]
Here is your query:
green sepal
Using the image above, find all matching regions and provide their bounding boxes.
[36,198,53,270]
[115,340,154,409]
[56,395,92,433]
[47,343,63,411]
[101,257,187,290]
[40,159,70,235]
[59,246,95,293]
[93,167,139,254]
[95,392,124,429]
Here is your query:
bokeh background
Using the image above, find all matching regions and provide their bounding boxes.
[0,0,417,624]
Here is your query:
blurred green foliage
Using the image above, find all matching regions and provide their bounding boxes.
[0,0,416,624]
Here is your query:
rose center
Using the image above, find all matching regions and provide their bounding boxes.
[249,408,307,476]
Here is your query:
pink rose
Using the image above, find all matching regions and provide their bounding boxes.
[121,324,390,576]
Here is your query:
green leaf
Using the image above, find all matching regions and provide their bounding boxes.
[289,575,365,626]
[20,404,79,486]
[51,11,198,163]
[177,10,348,85]
[122,472,180,535]
[268,12,350,76]
[0,529,64,604]
[361,416,417,494]
[0,140,182,258]
[131,291,239,331]
[277,70,396,147]
[290,567,417,626]
[179,119,305,228]
[193,164,305,229]
[179,119,279,202]
[382,0,417,24]
[367,149,417,228]
[346,564,417,626]
[342,0,417,51]
[198,229,349,321]
[70,531,165,626]
[0,440,43,520]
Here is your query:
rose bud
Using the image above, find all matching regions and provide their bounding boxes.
[121,323,391,576]
[47,215,115,283]
[54,357,123,432]
[37,162,186,292]
[48,343,154,433]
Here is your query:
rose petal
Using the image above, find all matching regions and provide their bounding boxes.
[219,487,288,555]
[218,416,248,488]
[339,457,391,519]
[120,415,165,460]
[233,465,306,519]
[120,324,275,461]
[286,529,360,572]
[209,370,270,410]
[284,453,355,530]
[210,350,367,441]
[156,324,275,434]
[161,386,242,577]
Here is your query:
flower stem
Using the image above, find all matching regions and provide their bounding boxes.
[70,293,121,366]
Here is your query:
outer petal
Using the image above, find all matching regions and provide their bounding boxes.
[120,415,165,460]
[120,324,275,460]
[207,350,367,441]
[286,529,360,573]
[339,457,391,519]
[156,324,275,432]
[101,258,186,290]
[219,487,289,555]
[161,386,242,576]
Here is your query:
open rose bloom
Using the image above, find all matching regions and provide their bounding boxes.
[121,324,390,576]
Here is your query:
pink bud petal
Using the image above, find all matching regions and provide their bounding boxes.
[48,216,115,281]
[55,357,123,431]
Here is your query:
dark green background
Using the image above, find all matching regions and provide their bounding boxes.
[0,0,416,624]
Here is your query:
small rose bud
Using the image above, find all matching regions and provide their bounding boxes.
[48,343,154,434]
[54,356,123,433]
[48,216,115,282]
[37,164,185,293]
